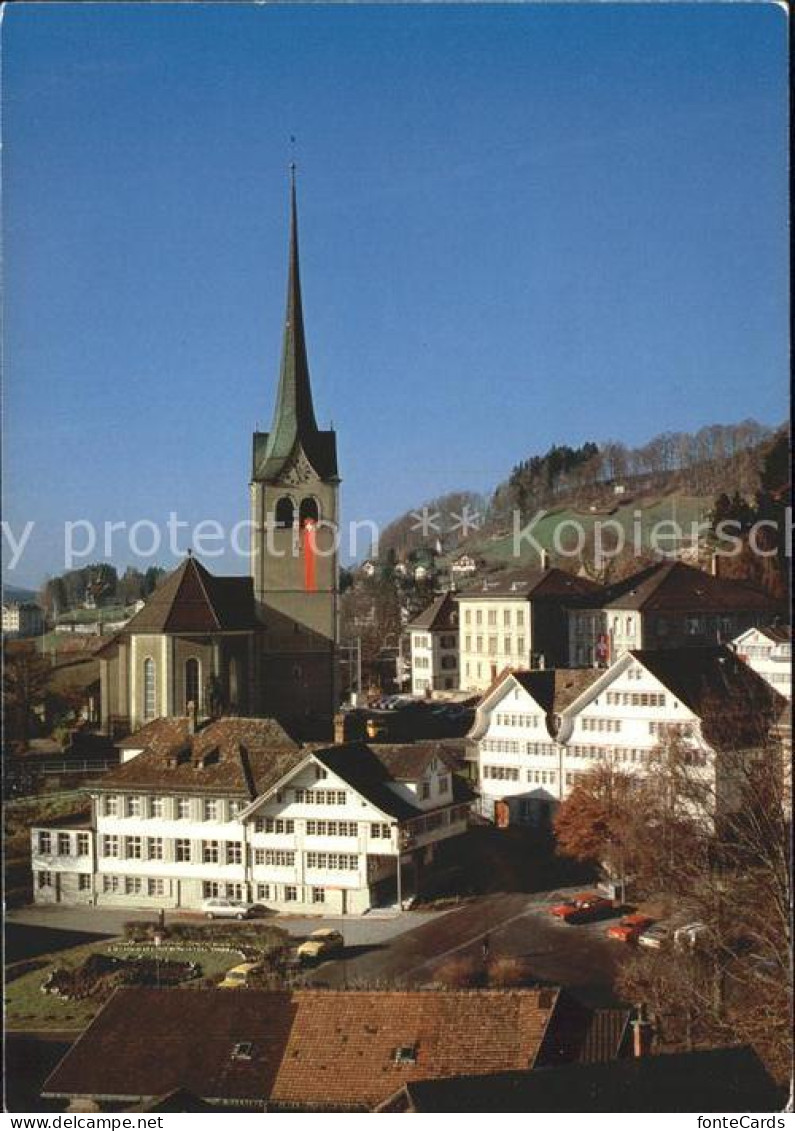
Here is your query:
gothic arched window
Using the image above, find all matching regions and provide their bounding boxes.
[143,657,156,721]
[185,657,201,713]
[275,496,295,529]
[299,496,320,526]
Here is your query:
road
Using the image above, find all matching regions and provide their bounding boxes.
[6,888,631,1008]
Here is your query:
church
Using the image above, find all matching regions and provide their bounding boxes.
[98,171,340,740]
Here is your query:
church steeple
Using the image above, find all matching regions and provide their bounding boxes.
[254,167,337,484]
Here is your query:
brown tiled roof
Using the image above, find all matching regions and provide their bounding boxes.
[122,556,258,634]
[97,717,301,798]
[512,669,605,714]
[270,988,559,1110]
[600,561,777,613]
[407,592,458,632]
[116,717,193,752]
[757,623,792,643]
[33,808,93,830]
[43,987,296,1105]
[44,988,560,1110]
[456,567,602,603]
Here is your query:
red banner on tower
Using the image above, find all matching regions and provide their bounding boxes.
[303,520,317,592]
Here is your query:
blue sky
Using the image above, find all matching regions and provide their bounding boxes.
[2,3,788,587]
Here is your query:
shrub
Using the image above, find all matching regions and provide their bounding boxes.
[487,957,534,987]
[433,957,486,988]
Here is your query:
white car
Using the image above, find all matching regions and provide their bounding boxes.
[637,922,673,950]
[673,921,709,949]
[201,897,258,920]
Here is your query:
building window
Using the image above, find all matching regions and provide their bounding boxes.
[262,817,295,835]
[204,799,219,822]
[256,883,271,901]
[203,840,220,864]
[37,871,53,888]
[420,782,430,801]
[284,886,298,902]
[185,657,201,713]
[103,875,119,893]
[438,775,450,794]
[77,833,90,856]
[57,833,71,855]
[148,878,166,897]
[306,852,358,870]
[226,842,243,865]
[125,876,143,895]
[228,800,243,820]
[151,797,165,819]
[103,835,120,858]
[105,796,119,817]
[175,838,191,863]
[299,496,320,525]
[126,796,143,818]
[177,798,191,820]
[203,881,220,898]
[306,819,357,837]
[314,765,328,780]
[125,836,143,860]
[312,887,325,903]
[265,849,295,867]
[370,823,391,839]
[78,874,92,892]
[143,657,157,721]
[148,837,164,860]
[38,832,52,855]
[275,496,294,529]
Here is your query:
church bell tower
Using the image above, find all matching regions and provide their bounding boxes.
[250,168,339,722]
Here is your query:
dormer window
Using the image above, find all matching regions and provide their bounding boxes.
[393,1044,418,1066]
[420,781,430,801]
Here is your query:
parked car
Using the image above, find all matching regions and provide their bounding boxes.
[673,921,709,950]
[296,928,345,963]
[218,961,264,988]
[201,897,258,920]
[637,922,674,950]
[549,892,614,924]
[607,913,655,943]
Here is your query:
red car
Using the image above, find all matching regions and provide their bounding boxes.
[607,913,655,943]
[549,892,614,924]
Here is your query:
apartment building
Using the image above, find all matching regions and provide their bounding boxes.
[470,646,784,827]
[407,592,459,695]
[2,601,44,638]
[31,718,472,914]
[457,568,602,692]
[568,561,778,668]
[731,625,791,699]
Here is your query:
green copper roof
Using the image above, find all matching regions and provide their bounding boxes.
[254,170,338,484]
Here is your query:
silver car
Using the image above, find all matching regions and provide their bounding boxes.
[201,897,258,920]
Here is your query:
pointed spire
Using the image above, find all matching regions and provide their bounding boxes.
[265,166,319,458]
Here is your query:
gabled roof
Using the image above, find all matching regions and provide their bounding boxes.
[407,592,458,632]
[455,567,603,603]
[121,556,258,634]
[599,561,776,613]
[512,669,605,715]
[44,987,561,1111]
[252,173,337,484]
[756,623,791,644]
[310,742,472,822]
[630,646,786,748]
[96,717,301,798]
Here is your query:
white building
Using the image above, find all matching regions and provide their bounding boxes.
[30,718,472,915]
[732,625,791,700]
[450,553,481,578]
[407,592,459,695]
[469,646,784,828]
[2,601,44,638]
[457,568,602,692]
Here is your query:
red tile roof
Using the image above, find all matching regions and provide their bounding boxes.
[44,987,560,1110]
[122,556,258,634]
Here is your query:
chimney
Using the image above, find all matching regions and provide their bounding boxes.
[631,1003,654,1058]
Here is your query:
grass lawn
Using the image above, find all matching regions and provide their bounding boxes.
[5,940,243,1032]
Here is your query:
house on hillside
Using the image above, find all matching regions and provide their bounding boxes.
[2,601,44,638]
[567,561,779,668]
[30,726,472,914]
[457,568,603,692]
[407,593,459,695]
[469,645,785,828]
